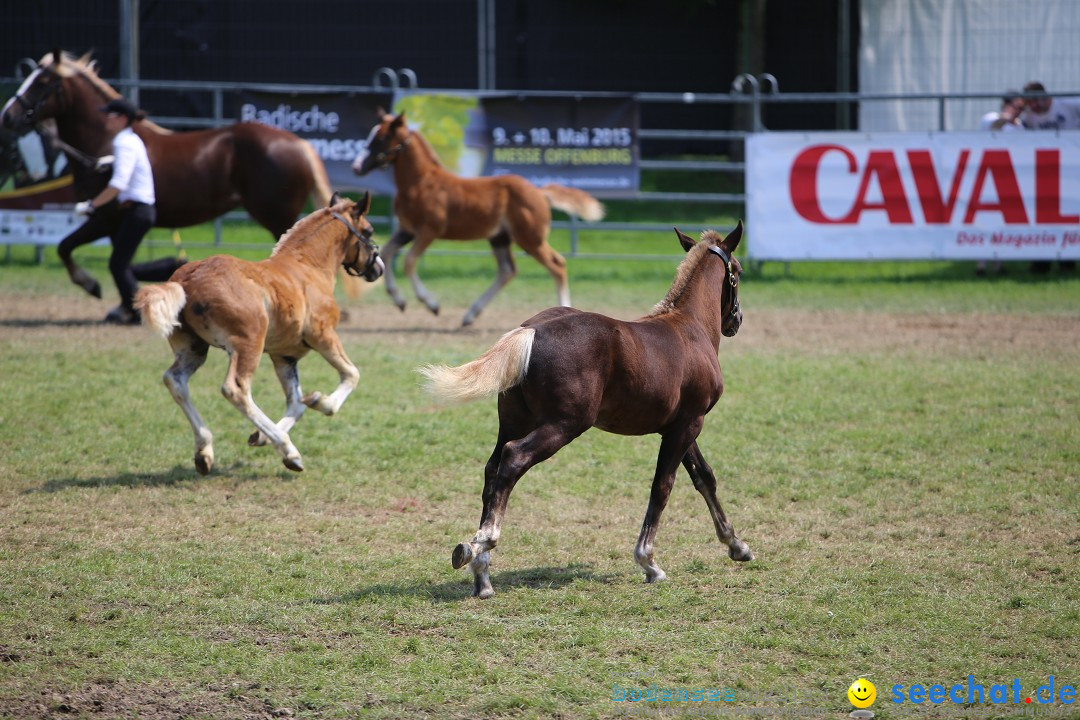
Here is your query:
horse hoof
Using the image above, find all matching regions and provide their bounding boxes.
[77,277,102,299]
[248,430,267,447]
[452,542,474,569]
[644,569,668,584]
[729,541,754,563]
[70,268,103,298]
[474,586,495,600]
[461,315,475,327]
[283,456,304,472]
[194,455,212,476]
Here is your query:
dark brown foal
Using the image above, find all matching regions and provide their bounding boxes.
[420,223,751,598]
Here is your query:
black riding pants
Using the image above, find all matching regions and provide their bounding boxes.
[57,200,178,310]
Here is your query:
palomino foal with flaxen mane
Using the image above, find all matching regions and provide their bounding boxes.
[354,111,605,326]
[420,223,752,598]
[135,194,383,475]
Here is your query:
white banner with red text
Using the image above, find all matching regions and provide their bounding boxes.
[746,131,1080,261]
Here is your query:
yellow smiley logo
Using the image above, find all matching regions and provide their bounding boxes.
[848,678,876,708]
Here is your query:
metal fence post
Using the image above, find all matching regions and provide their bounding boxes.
[569,214,579,257]
[119,0,140,107]
[731,74,761,132]
[213,86,225,246]
[372,68,400,91]
[477,0,487,90]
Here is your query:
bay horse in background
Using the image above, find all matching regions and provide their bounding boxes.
[419,222,751,598]
[353,111,605,326]
[0,51,367,300]
[134,193,383,475]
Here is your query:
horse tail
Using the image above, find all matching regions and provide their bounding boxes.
[418,327,536,404]
[134,282,187,339]
[301,139,333,208]
[540,184,606,222]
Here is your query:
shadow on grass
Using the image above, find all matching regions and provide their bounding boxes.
[26,462,257,493]
[337,323,475,337]
[313,563,616,604]
[0,317,104,328]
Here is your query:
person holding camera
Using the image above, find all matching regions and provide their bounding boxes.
[979,91,1025,132]
[62,97,182,323]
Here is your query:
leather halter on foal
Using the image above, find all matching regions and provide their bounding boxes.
[367,135,412,170]
[329,211,380,277]
[708,245,741,319]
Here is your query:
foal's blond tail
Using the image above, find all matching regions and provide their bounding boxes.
[418,327,536,404]
[134,282,186,339]
[540,184,606,222]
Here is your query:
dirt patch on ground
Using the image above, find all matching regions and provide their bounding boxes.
[733,307,1080,356]
[4,679,290,720]
[4,290,1077,357]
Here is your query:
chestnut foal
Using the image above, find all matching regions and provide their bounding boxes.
[353,111,605,326]
[135,194,383,475]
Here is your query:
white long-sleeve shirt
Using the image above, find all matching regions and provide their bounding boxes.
[108,127,155,205]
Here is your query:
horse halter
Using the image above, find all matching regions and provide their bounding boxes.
[11,67,65,124]
[329,211,380,277]
[708,245,741,319]
[370,133,412,169]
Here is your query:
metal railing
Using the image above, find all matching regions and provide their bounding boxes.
[6,69,1077,261]
[70,75,757,256]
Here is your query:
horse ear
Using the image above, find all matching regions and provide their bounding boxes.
[674,227,697,253]
[329,192,342,207]
[723,220,744,252]
[391,111,406,129]
[358,191,371,215]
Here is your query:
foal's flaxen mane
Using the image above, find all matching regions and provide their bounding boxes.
[271,208,328,256]
[271,205,346,257]
[649,230,725,316]
[42,51,171,135]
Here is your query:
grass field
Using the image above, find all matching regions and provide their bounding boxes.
[1,231,1078,720]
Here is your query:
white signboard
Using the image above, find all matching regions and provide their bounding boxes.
[746,131,1080,260]
[0,210,83,245]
